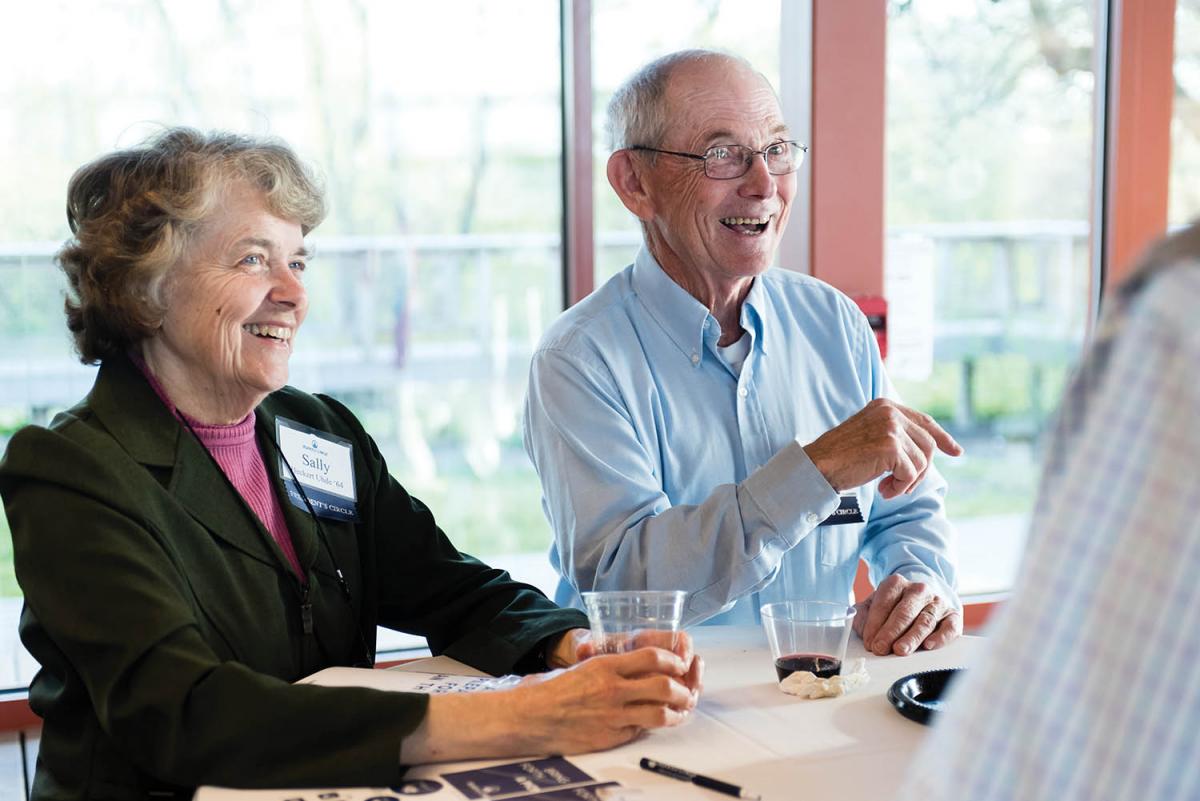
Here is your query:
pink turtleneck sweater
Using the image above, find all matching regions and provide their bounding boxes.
[133,355,305,580]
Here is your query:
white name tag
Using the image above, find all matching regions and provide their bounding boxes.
[276,417,359,521]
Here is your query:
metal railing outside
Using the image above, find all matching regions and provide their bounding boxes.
[0,220,1093,798]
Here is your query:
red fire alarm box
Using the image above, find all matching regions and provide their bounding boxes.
[853,295,887,360]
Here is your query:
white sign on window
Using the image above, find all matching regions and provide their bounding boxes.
[885,235,935,381]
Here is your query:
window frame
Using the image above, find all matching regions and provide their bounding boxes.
[558,0,1180,628]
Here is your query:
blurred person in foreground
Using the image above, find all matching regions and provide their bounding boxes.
[0,128,700,801]
[524,49,963,653]
[896,223,1200,801]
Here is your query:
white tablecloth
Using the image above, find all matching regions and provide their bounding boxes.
[198,626,981,801]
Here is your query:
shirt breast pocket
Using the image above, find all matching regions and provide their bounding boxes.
[820,522,864,568]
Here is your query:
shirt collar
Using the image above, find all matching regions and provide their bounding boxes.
[631,246,770,363]
[631,246,714,365]
[741,276,769,355]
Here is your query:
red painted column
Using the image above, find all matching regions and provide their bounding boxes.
[1103,0,1176,290]
[809,0,887,297]
[563,0,594,306]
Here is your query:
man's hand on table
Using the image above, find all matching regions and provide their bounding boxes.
[803,398,963,499]
[853,574,961,656]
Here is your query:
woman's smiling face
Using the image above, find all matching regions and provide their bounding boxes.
[143,182,309,423]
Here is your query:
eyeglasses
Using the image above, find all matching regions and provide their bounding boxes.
[629,140,808,180]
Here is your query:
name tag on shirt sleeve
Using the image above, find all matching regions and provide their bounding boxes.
[820,492,864,525]
[275,417,359,522]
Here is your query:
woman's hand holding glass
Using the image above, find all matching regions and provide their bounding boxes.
[543,626,704,703]
[405,629,703,763]
[513,640,701,751]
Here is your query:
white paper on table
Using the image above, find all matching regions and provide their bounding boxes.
[297,666,507,694]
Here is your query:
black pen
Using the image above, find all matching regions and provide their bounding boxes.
[639,757,762,800]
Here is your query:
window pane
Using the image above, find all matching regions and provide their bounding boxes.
[0,0,562,670]
[592,0,780,286]
[885,0,1098,596]
[1171,0,1200,226]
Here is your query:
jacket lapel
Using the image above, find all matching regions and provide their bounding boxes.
[90,354,280,569]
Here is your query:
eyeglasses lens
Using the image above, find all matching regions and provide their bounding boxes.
[704,143,804,179]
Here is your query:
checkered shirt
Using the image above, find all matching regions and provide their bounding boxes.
[896,225,1200,801]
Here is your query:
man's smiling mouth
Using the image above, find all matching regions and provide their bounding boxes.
[719,215,771,235]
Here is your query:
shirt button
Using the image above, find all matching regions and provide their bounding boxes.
[691,353,700,365]
[805,512,819,526]
[703,319,710,329]
[738,387,748,398]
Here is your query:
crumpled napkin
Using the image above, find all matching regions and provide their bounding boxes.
[778,657,869,698]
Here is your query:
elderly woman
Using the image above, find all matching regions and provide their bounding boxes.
[0,128,701,800]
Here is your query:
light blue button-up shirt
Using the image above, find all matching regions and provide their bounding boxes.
[523,248,957,625]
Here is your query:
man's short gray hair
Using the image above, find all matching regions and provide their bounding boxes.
[605,49,757,152]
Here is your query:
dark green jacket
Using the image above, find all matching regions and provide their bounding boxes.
[0,354,587,800]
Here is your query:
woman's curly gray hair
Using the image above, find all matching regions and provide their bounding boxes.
[57,127,326,363]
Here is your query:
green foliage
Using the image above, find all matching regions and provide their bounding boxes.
[893,363,961,421]
[972,356,1061,423]
[0,511,18,598]
[896,356,1072,433]
[0,256,71,355]
[403,470,553,558]
[4,0,1197,603]
[0,410,31,439]
[1171,1,1200,224]
[936,442,1040,520]
[886,1,1097,225]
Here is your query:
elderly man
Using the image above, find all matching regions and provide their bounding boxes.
[524,50,962,655]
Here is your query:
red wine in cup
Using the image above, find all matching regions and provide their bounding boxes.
[775,653,841,681]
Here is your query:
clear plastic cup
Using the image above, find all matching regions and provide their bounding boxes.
[581,590,688,654]
[760,600,856,683]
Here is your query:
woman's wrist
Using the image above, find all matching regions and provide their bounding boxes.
[403,689,531,764]
[546,628,590,669]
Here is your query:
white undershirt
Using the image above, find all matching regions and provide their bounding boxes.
[716,332,752,376]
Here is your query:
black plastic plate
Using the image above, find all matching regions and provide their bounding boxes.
[887,667,964,725]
